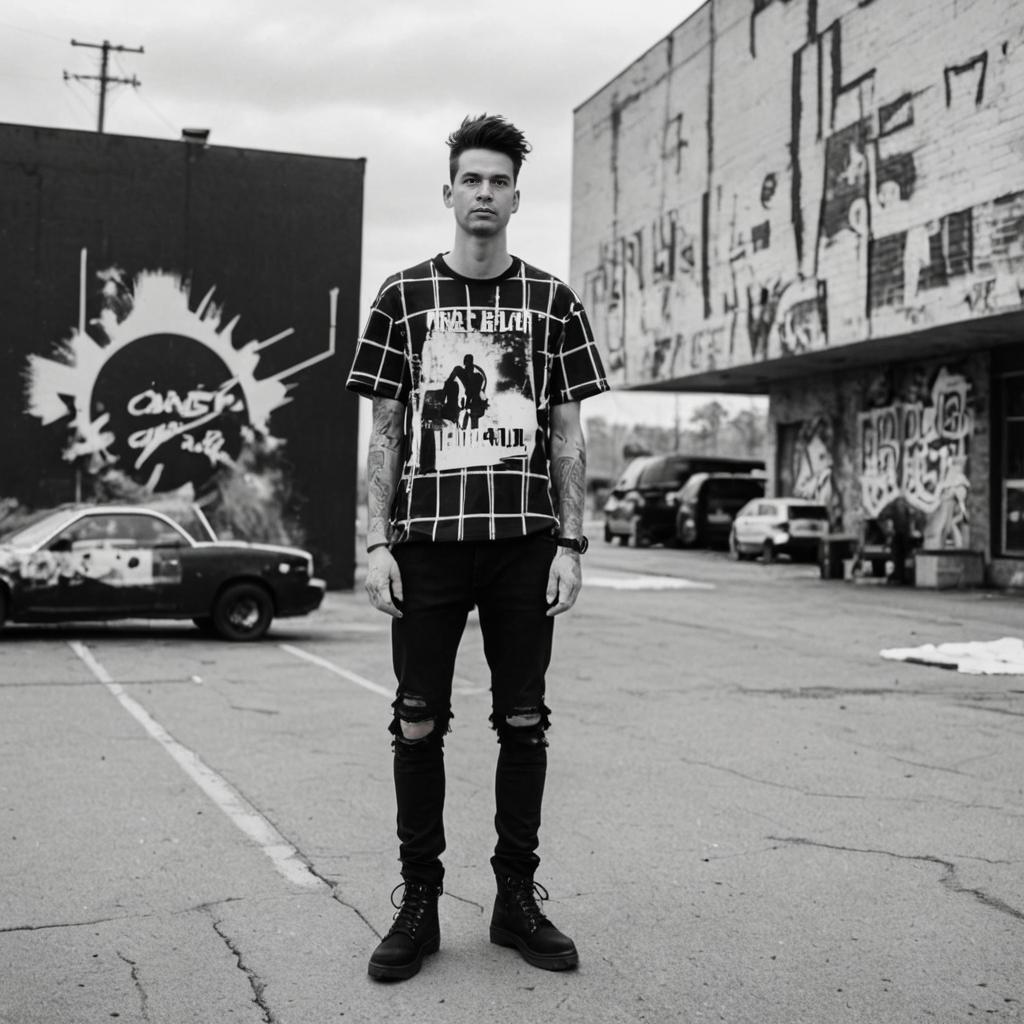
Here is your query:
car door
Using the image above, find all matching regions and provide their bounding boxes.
[25,513,132,615]
[29,512,186,617]
[733,500,764,547]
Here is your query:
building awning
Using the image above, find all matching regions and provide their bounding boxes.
[623,311,1024,395]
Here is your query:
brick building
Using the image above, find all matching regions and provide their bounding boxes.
[571,0,1024,586]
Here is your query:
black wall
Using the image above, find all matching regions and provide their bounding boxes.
[0,123,363,589]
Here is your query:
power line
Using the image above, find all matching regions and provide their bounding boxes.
[63,38,143,133]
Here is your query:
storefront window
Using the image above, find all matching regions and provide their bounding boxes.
[1002,373,1024,556]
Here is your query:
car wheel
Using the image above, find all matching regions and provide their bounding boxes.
[728,530,746,560]
[761,540,776,564]
[630,518,650,549]
[675,516,689,548]
[212,582,274,641]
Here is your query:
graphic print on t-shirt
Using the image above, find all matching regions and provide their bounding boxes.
[411,308,537,472]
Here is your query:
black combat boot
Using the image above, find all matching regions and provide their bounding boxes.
[489,876,579,971]
[367,881,442,981]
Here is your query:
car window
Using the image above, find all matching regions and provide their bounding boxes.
[638,458,691,488]
[613,457,653,491]
[52,513,187,549]
[678,475,706,501]
[708,478,764,499]
[0,508,75,547]
[787,505,828,521]
[757,502,778,517]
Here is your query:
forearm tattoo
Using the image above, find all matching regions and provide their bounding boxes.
[367,399,405,540]
[552,434,587,538]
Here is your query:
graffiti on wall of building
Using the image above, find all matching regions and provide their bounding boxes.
[576,1,1024,386]
[581,207,701,382]
[23,249,337,537]
[791,416,836,509]
[858,367,973,547]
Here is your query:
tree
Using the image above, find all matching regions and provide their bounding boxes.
[689,400,729,453]
[728,407,767,457]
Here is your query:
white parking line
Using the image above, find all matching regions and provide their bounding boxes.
[279,643,394,697]
[69,641,323,891]
[281,644,485,697]
[586,573,715,591]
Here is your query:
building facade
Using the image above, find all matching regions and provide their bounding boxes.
[0,124,364,588]
[571,0,1024,585]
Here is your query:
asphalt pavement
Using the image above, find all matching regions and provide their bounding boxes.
[1,536,1022,1023]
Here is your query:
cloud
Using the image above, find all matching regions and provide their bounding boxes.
[2,0,703,313]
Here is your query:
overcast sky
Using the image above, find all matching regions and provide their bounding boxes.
[0,0,762,429]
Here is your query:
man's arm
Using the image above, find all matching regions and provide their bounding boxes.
[365,396,406,618]
[546,401,587,617]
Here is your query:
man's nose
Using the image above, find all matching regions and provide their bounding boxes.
[476,179,493,199]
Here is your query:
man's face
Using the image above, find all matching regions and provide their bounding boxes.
[443,149,519,237]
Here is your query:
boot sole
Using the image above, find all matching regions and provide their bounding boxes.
[490,925,579,971]
[367,934,440,981]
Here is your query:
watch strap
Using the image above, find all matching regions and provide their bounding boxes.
[555,535,589,554]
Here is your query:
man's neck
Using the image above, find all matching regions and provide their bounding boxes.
[444,234,512,279]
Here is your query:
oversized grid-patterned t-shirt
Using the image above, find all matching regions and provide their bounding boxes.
[347,254,609,543]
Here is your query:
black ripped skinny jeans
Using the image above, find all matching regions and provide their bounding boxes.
[389,532,556,887]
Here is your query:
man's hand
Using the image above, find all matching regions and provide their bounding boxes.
[365,547,404,618]
[546,548,582,616]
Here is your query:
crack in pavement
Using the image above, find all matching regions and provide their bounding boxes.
[207,910,274,1024]
[767,835,1024,924]
[117,950,151,1022]
[677,757,1024,818]
[0,912,150,934]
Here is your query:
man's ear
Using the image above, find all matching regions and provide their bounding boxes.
[512,189,520,214]
[442,183,454,208]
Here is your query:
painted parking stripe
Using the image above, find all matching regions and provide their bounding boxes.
[279,643,394,697]
[281,644,485,697]
[69,641,323,891]
[586,573,715,591]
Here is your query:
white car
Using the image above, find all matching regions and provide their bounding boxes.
[729,498,829,562]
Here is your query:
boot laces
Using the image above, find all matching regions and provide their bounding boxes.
[387,881,439,938]
[505,878,552,933]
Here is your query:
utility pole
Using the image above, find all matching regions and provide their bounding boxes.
[64,39,144,133]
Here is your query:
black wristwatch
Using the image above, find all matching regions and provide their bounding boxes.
[555,535,589,554]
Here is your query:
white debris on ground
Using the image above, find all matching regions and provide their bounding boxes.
[880,636,1024,675]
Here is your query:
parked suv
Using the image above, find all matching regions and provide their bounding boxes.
[672,473,766,548]
[729,497,829,562]
[603,454,765,547]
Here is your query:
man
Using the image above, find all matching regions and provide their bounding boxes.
[346,113,608,982]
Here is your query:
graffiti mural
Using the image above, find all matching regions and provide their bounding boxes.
[0,124,362,588]
[24,251,336,497]
[581,208,701,384]
[572,0,1024,385]
[791,416,836,508]
[858,367,973,547]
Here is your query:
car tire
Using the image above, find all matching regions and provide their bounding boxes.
[761,540,776,564]
[630,518,650,549]
[728,530,746,561]
[212,582,274,642]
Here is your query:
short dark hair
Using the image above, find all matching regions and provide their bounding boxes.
[446,114,531,182]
